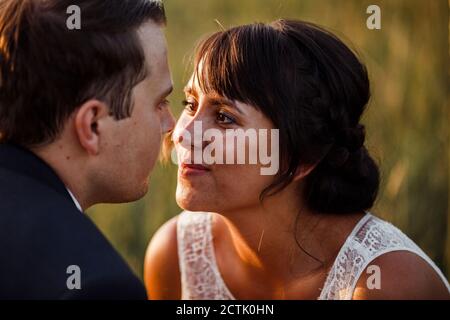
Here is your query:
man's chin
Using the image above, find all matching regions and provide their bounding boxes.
[131,182,150,201]
[104,182,150,204]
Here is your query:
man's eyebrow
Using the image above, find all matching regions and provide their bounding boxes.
[159,85,173,100]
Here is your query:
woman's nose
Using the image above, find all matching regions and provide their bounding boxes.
[172,117,192,149]
[173,114,212,150]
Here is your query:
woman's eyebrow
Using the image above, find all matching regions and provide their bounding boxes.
[183,86,196,97]
[183,86,245,115]
[209,96,244,115]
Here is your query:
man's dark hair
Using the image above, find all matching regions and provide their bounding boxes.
[0,0,166,147]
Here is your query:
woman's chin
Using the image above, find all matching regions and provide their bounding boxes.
[176,191,215,212]
[176,198,205,212]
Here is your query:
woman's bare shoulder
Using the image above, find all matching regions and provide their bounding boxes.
[353,251,449,300]
[144,215,181,300]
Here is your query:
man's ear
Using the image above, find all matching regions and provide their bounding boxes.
[292,162,318,182]
[74,99,109,155]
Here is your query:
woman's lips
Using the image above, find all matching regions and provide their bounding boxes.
[179,163,211,176]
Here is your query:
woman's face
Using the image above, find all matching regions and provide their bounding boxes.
[173,74,279,214]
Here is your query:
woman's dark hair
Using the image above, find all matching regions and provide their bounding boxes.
[193,19,380,215]
[0,0,166,147]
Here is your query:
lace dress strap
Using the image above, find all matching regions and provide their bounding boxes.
[177,211,235,300]
[319,213,450,300]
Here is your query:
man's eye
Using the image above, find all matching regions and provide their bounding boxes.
[158,99,170,110]
[217,111,236,125]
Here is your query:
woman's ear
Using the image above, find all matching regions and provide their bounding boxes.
[292,162,317,182]
[74,99,109,156]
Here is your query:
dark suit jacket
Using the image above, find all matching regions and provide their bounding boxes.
[0,143,147,299]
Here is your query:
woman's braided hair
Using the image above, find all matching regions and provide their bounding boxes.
[194,19,380,214]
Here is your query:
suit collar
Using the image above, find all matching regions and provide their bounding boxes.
[0,143,72,201]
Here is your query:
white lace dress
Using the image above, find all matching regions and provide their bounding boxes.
[176,211,450,300]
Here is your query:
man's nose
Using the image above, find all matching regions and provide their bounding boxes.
[162,108,176,134]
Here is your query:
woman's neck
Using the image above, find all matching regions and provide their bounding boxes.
[215,189,365,289]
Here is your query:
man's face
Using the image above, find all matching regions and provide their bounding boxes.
[95,21,174,203]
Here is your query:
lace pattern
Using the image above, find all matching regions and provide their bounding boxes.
[177,211,235,300]
[177,211,450,300]
[318,213,450,299]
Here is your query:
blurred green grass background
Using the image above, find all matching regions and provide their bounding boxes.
[88,0,450,280]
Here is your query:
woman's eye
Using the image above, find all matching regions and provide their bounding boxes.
[182,100,196,114]
[217,111,236,125]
